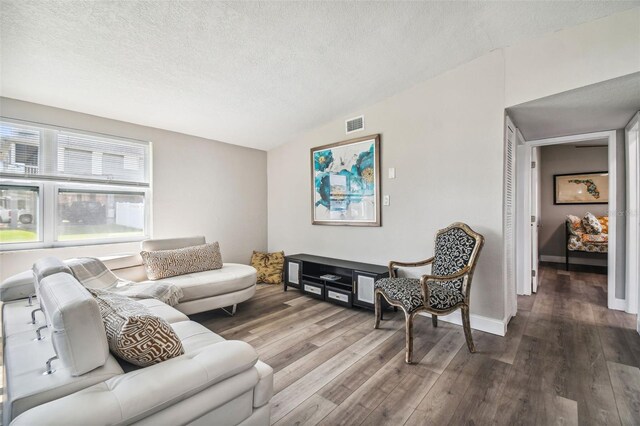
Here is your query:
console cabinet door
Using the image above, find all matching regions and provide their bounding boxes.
[284,259,302,290]
[353,271,377,308]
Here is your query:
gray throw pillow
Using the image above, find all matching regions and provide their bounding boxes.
[140,242,223,280]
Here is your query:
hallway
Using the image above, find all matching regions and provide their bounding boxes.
[505,264,640,424]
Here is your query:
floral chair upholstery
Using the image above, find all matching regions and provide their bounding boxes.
[374,223,484,364]
[566,214,608,270]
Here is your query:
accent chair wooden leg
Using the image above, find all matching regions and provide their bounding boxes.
[405,312,414,364]
[432,315,438,327]
[462,306,475,353]
[374,291,382,329]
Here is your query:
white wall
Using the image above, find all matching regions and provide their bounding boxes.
[0,97,268,281]
[267,8,640,324]
[269,51,507,320]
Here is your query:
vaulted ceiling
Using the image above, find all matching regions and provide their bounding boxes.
[1,1,638,150]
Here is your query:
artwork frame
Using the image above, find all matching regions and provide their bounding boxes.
[311,134,381,226]
[553,171,609,205]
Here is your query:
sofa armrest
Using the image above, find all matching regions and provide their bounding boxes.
[0,270,35,302]
[253,360,274,408]
[11,340,259,426]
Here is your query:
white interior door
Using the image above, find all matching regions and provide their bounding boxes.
[625,112,639,323]
[531,147,540,293]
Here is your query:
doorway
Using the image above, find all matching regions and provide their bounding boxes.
[516,131,618,307]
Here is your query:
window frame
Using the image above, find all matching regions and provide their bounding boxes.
[0,181,45,250]
[0,118,152,251]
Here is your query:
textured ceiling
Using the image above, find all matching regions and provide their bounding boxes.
[1,1,639,150]
[508,72,640,141]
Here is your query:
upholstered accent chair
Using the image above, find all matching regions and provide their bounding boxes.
[374,222,484,364]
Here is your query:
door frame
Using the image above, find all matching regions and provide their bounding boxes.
[515,130,621,310]
[531,146,540,293]
[625,112,639,317]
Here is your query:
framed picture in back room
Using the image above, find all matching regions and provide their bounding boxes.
[554,171,609,204]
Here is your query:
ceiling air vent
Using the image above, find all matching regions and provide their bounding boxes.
[345,115,364,134]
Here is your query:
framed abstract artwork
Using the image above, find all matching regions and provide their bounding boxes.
[554,171,609,205]
[311,134,381,226]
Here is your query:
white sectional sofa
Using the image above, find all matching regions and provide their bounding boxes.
[2,259,273,425]
[0,236,271,425]
[1,236,257,316]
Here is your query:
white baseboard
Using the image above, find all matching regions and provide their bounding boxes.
[540,255,607,267]
[609,297,627,311]
[419,311,506,337]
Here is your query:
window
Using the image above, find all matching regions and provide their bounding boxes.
[57,189,145,241]
[0,185,40,244]
[0,119,151,249]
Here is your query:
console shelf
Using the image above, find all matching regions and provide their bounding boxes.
[284,253,389,310]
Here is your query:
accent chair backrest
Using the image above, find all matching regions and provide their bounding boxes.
[432,223,484,297]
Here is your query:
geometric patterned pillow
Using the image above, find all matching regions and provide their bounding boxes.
[140,242,223,280]
[582,212,602,234]
[88,289,184,367]
[250,251,285,284]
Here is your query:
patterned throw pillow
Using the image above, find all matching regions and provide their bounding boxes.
[89,289,184,367]
[597,216,609,234]
[250,251,285,284]
[140,242,223,280]
[582,212,603,234]
[566,215,583,236]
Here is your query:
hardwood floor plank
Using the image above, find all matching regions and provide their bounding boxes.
[317,351,416,426]
[318,329,406,405]
[446,357,511,425]
[607,361,640,425]
[270,348,364,424]
[359,370,439,426]
[410,347,486,424]
[273,326,371,394]
[417,328,465,374]
[259,324,325,361]
[273,394,337,426]
[471,310,530,366]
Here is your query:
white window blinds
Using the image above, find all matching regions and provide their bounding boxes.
[0,120,150,186]
[0,121,41,175]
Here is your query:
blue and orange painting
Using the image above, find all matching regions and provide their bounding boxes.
[312,139,378,223]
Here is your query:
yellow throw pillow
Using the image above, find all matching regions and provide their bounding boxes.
[250,251,285,284]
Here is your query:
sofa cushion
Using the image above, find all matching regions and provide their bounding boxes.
[90,289,185,367]
[147,263,256,302]
[38,273,110,376]
[0,270,35,302]
[250,251,285,284]
[10,340,260,426]
[136,299,189,323]
[3,331,123,425]
[141,242,223,280]
[582,212,603,234]
[171,320,226,353]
